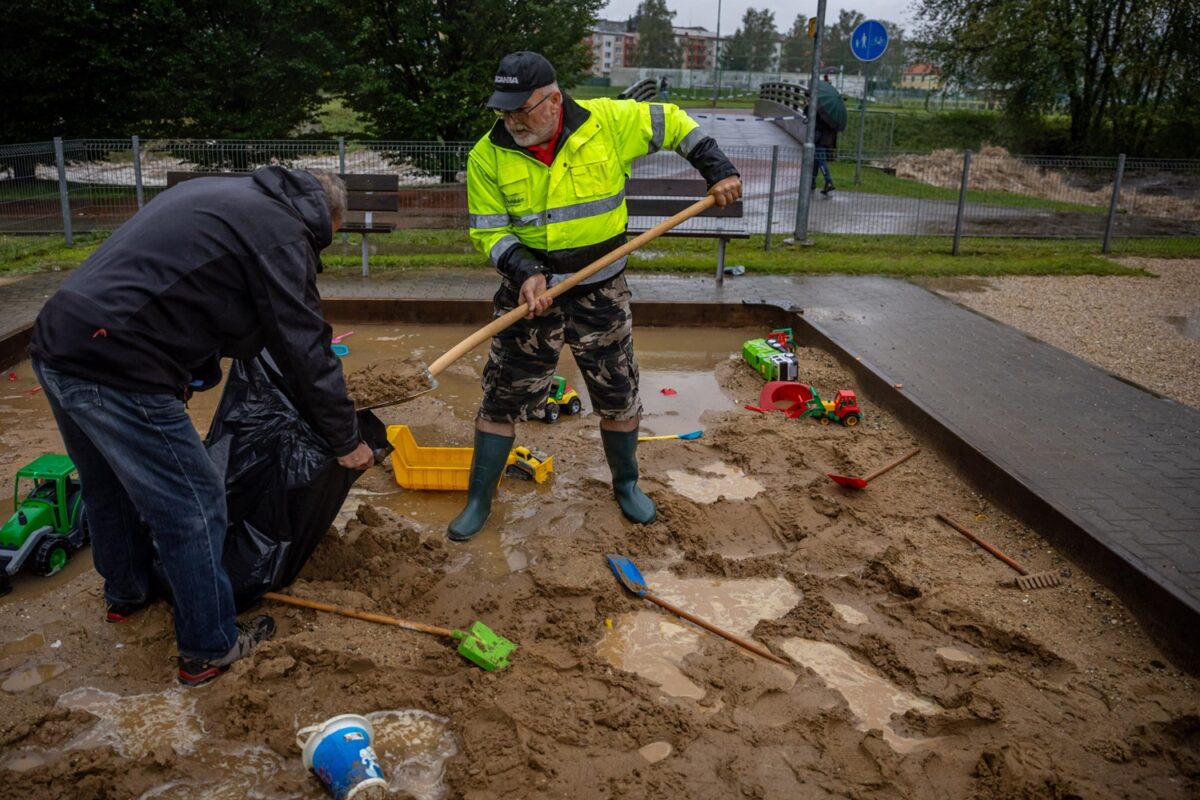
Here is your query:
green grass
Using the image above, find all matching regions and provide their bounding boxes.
[0,181,142,201]
[623,234,1155,277]
[7,229,1194,279]
[313,229,1196,277]
[0,233,109,273]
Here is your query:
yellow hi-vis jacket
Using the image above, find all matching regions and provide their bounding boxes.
[466,95,710,288]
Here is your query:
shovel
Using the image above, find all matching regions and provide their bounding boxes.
[605,554,790,666]
[638,430,703,442]
[359,196,719,412]
[934,514,1062,590]
[263,591,516,671]
[827,447,921,490]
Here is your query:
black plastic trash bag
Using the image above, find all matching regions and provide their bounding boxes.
[201,354,391,611]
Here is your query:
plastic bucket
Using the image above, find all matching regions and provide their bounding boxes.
[297,714,388,800]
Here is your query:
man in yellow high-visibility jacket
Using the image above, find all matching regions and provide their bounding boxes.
[449,51,742,541]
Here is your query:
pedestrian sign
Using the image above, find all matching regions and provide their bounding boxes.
[850,20,889,62]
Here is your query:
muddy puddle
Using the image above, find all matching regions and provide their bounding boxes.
[6,687,456,800]
[780,639,943,754]
[598,570,800,699]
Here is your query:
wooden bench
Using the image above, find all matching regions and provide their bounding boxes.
[165,171,400,277]
[624,178,748,285]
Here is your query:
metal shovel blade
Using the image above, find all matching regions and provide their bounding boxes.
[356,371,439,411]
[606,553,649,598]
[451,620,517,671]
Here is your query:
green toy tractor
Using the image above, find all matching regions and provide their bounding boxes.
[0,455,89,596]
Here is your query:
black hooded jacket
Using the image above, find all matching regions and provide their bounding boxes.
[29,166,360,456]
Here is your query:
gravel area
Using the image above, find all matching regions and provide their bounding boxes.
[928,258,1200,409]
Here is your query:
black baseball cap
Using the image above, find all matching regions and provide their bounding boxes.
[487,52,557,111]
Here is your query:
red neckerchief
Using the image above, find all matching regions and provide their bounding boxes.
[527,109,564,166]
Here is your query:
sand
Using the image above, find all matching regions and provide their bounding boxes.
[1,333,1197,799]
[892,146,1200,222]
[345,358,434,408]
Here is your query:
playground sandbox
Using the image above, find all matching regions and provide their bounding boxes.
[0,323,1197,799]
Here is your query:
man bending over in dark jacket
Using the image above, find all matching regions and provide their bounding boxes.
[29,166,373,686]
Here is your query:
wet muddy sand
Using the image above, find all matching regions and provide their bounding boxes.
[1,325,1197,799]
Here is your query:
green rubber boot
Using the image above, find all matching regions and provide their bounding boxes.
[448,430,515,542]
[600,428,657,524]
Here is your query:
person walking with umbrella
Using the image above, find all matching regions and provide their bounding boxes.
[805,79,847,195]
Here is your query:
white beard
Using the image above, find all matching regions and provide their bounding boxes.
[507,118,555,148]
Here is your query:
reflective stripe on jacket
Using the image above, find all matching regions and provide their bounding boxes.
[467,95,708,285]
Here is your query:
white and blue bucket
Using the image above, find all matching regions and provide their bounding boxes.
[297,714,388,800]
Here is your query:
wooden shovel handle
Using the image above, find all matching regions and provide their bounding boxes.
[863,447,921,482]
[263,591,455,638]
[646,592,791,666]
[934,514,1028,576]
[427,195,718,377]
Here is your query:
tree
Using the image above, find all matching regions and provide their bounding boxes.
[328,0,603,142]
[0,0,337,142]
[780,14,813,74]
[719,9,778,72]
[822,9,865,75]
[914,0,1200,155]
[630,0,681,69]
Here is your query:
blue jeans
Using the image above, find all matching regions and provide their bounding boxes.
[815,148,833,187]
[33,359,238,660]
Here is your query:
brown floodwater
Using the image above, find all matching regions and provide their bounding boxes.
[0,323,759,600]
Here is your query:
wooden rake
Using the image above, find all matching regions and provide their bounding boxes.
[935,514,1062,590]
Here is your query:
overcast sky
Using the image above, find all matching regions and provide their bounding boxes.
[598,1,919,33]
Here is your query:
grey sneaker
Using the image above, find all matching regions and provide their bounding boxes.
[177,615,276,686]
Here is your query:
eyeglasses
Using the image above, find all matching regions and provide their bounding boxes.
[494,92,552,119]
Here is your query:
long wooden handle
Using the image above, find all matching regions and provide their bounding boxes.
[426,195,718,377]
[934,514,1028,576]
[646,592,791,666]
[262,591,455,638]
[863,447,921,482]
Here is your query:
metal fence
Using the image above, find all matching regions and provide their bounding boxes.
[2,137,1198,249]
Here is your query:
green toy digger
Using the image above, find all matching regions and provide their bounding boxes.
[0,455,89,596]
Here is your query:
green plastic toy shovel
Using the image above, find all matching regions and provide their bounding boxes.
[264,592,516,671]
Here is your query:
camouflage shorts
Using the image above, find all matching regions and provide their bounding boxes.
[479,274,643,423]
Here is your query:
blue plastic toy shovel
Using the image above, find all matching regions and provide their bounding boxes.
[604,554,789,665]
[637,430,703,442]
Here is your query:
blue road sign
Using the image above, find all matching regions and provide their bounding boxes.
[850,20,889,62]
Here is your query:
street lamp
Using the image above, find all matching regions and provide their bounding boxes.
[711,0,722,106]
